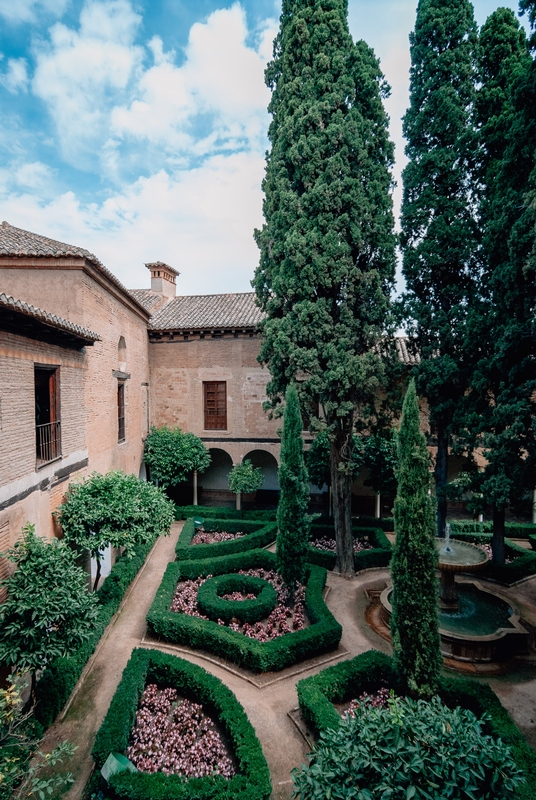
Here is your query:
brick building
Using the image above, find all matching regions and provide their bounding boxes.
[1,221,467,558]
[0,222,151,565]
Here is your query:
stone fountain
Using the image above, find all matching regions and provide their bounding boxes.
[380,524,529,668]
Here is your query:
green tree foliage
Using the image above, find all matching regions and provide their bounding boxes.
[0,525,99,701]
[228,460,264,511]
[253,0,396,576]
[458,8,536,564]
[306,429,396,497]
[276,384,311,588]
[291,694,524,800]
[390,381,441,698]
[400,0,479,538]
[0,676,75,800]
[143,426,211,489]
[57,471,174,590]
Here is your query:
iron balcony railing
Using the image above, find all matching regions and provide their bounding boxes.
[36,420,61,465]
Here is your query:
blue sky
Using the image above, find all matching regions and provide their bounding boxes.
[0,0,531,295]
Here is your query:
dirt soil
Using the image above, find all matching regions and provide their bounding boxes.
[38,522,536,800]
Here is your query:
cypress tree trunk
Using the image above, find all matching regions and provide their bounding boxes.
[331,427,354,577]
[391,380,442,699]
[492,505,506,566]
[276,384,311,589]
[435,426,448,537]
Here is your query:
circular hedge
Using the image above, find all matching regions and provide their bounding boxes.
[197,574,277,624]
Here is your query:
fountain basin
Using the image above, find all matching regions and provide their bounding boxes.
[436,539,489,572]
[380,580,529,664]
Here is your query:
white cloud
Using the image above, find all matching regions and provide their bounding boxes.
[0,0,68,23]
[0,150,265,294]
[32,0,144,167]
[0,58,29,94]
[15,161,56,189]
[32,1,277,170]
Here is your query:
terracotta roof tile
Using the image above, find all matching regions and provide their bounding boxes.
[129,289,168,313]
[0,221,149,316]
[0,292,100,343]
[148,292,264,331]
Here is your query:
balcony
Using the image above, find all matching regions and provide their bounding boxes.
[36,420,62,466]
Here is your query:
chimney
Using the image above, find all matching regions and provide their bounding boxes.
[145,262,179,299]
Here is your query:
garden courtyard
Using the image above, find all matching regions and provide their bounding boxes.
[32,518,536,800]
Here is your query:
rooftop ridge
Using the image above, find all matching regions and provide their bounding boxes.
[0,292,101,342]
[0,221,149,317]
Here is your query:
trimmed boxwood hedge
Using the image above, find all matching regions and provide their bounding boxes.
[449,521,536,539]
[444,533,536,584]
[307,525,392,571]
[296,650,536,800]
[92,648,271,800]
[175,519,277,561]
[197,574,277,624]
[175,506,277,522]
[530,534,536,552]
[34,534,158,727]
[352,516,395,531]
[146,549,342,672]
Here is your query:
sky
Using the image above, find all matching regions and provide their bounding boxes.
[0,0,531,296]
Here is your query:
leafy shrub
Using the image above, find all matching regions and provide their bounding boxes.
[530,533,536,552]
[57,471,174,589]
[146,550,342,672]
[307,525,391,571]
[34,535,157,727]
[143,426,211,489]
[92,648,271,800]
[297,651,536,800]
[196,574,277,624]
[292,694,524,799]
[228,460,264,495]
[175,519,277,561]
[175,506,277,522]
[0,524,99,698]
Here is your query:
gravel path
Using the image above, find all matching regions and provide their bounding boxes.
[38,524,536,799]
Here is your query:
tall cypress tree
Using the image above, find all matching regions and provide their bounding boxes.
[400,0,479,538]
[276,384,311,588]
[460,9,536,563]
[254,0,396,576]
[390,380,441,699]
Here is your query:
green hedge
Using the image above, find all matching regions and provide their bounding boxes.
[197,574,277,624]
[146,550,342,673]
[297,651,536,800]
[449,521,536,539]
[307,525,392,571]
[175,506,276,522]
[175,519,277,561]
[445,533,536,584]
[353,516,395,531]
[92,648,271,800]
[34,535,157,727]
[530,534,536,552]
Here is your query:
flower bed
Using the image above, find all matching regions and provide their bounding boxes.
[296,650,536,800]
[127,685,234,778]
[175,519,277,561]
[307,525,392,571]
[146,549,342,672]
[191,529,244,545]
[92,648,271,800]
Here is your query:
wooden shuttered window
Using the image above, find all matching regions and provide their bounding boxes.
[203,381,227,430]
[118,381,126,442]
